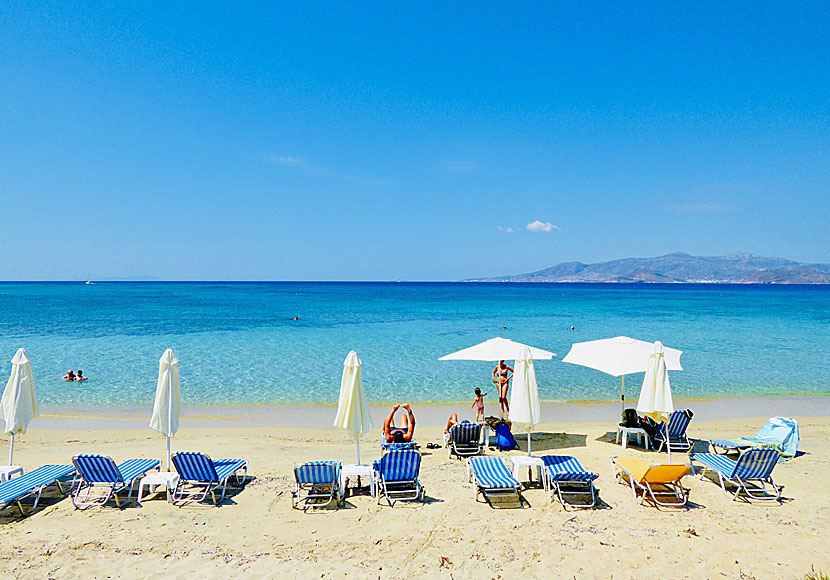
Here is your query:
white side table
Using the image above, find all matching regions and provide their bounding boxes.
[616,426,650,450]
[0,466,23,483]
[510,456,546,490]
[340,463,375,498]
[137,471,179,504]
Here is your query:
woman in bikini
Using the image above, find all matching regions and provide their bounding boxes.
[492,360,513,418]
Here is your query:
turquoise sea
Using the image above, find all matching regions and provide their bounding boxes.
[0,282,828,408]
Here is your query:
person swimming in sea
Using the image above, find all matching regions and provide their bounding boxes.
[471,387,487,423]
[75,370,88,381]
[62,369,76,381]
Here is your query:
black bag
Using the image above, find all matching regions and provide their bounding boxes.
[620,408,639,428]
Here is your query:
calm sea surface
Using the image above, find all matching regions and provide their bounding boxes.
[0,282,828,408]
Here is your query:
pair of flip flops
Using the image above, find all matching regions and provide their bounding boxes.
[425,442,441,449]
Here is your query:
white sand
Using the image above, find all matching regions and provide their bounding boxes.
[0,415,828,579]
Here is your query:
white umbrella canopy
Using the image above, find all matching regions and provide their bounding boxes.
[636,341,675,460]
[1,348,38,465]
[333,350,373,464]
[438,337,556,361]
[149,349,182,470]
[562,336,682,411]
[508,348,541,455]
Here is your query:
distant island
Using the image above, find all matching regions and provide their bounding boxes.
[469,253,830,284]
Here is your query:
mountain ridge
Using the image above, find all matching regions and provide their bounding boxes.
[469,253,830,283]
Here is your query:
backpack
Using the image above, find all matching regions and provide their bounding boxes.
[493,421,519,451]
[620,408,639,428]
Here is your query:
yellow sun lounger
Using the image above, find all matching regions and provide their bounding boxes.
[611,456,691,508]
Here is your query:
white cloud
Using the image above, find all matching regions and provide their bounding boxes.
[265,154,306,167]
[497,226,514,233]
[526,220,559,233]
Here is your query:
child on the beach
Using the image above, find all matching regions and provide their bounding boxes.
[471,387,487,423]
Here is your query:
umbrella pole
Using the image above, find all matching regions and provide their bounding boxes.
[8,433,13,466]
[166,436,171,471]
[527,431,531,456]
[356,438,361,465]
[621,375,625,414]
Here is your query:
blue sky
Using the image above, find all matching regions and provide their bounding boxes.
[1,2,828,280]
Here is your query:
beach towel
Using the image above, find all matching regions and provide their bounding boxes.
[493,421,519,451]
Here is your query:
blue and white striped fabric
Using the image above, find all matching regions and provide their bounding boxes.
[73,455,124,483]
[692,448,779,479]
[172,452,218,482]
[658,411,692,438]
[469,456,520,490]
[378,450,421,482]
[213,459,248,482]
[0,465,75,506]
[450,422,481,445]
[294,461,339,485]
[117,459,162,482]
[541,456,598,482]
[380,440,417,452]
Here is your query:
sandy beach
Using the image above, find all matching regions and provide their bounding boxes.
[1,403,828,580]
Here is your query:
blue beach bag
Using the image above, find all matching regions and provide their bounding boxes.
[494,421,519,451]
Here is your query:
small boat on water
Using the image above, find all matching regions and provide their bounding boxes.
[85,281,94,285]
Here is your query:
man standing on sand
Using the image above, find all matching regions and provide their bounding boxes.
[383,403,416,443]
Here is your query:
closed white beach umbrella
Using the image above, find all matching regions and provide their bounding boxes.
[333,351,373,464]
[1,348,38,465]
[149,349,182,470]
[509,348,541,456]
[439,337,556,361]
[562,336,682,411]
[636,341,675,460]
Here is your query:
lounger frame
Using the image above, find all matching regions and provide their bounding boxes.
[611,457,690,508]
[0,465,76,517]
[447,422,483,459]
[72,455,160,508]
[690,449,782,502]
[541,456,598,509]
[292,461,341,510]
[171,452,248,506]
[374,450,424,506]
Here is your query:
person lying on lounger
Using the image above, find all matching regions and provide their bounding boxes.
[383,404,416,443]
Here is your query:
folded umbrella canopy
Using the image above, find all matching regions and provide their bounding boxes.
[509,347,541,456]
[333,351,373,464]
[636,341,676,460]
[1,348,38,466]
[149,349,182,470]
[562,336,682,412]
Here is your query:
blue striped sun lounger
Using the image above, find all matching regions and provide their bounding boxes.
[380,440,418,453]
[72,455,160,508]
[690,448,782,502]
[467,456,523,507]
[171,452,248,506]
[541,455,599,509]
[292,461,341,510]
[447,422,483,459]
[654,410,693,453]
[374,450,424,506]
[0,465,76,516]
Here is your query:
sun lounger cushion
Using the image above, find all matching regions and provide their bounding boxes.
[541,456,598,481]
[0,465,75,507]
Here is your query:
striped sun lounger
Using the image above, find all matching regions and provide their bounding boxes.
[72,455,160,508]
[654,410,693,453]
[374,450,424,506]
[540,455,598,509]
[171,452,248,506]
[447,422,483,459]
[0,465,76,516]
[292,461,341,510]
[380,440,418,453]
[467,456,523,507]
[690,448,782,501]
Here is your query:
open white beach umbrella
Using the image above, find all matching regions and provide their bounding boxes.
[562,336,682,412]
[333,351,373,464]
[636,341,675,460]
[149,349,182,470]
[1,348,38,466]
[508,348,541,456]
[438,337,556,361]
